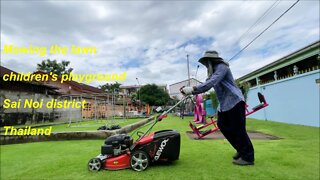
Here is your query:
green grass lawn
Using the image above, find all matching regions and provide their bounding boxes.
[0,118,145,133]
[1,116,319,180]
[50,118,144,132]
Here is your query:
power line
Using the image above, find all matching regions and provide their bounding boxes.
[236,0,281,44]
[228,0,300,62]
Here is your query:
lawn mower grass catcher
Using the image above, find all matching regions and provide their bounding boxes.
[88,95,191,172]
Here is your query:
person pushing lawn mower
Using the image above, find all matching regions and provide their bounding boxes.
[180,50,254,166]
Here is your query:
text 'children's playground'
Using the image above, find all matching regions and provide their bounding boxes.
[2,72,127,84]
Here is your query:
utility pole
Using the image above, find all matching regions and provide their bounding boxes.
[186,54,191,114]
[195,65,200,86]
[136,77,141,112]
[187,54,190,86]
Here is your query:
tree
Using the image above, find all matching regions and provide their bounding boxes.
[129,92,138,106]
[99,82,121,93]
[37,59,73,76]
[236,80,249,101]
[209,91,219,109]
[208,81,249,110]
[139,84,170,106]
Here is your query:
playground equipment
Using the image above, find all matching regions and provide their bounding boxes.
[189,92,269,139]
[193,94,206,124]
[60,92,130,128]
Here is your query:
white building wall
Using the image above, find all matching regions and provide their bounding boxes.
[169,79,201,100]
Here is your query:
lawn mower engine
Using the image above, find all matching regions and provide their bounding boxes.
[88,130,180,172]
[101,134,133,156]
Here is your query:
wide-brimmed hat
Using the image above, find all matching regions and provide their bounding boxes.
[198,50,227,66]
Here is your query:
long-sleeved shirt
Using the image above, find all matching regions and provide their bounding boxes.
[193,63,244,112]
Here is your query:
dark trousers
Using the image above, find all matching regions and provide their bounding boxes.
[217,101,254,162]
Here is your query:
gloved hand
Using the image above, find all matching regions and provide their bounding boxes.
[180,86,194,95]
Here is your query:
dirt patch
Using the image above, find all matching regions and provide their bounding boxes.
[186,130,281,140]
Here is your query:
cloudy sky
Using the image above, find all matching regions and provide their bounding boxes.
[1,0,319,88]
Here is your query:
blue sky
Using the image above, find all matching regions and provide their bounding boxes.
[1,0,319,88]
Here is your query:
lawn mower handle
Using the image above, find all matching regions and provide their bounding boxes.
[157,94,192,120]
[131,95,192,149]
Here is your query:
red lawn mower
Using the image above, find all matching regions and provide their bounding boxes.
[88,96,191,172]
